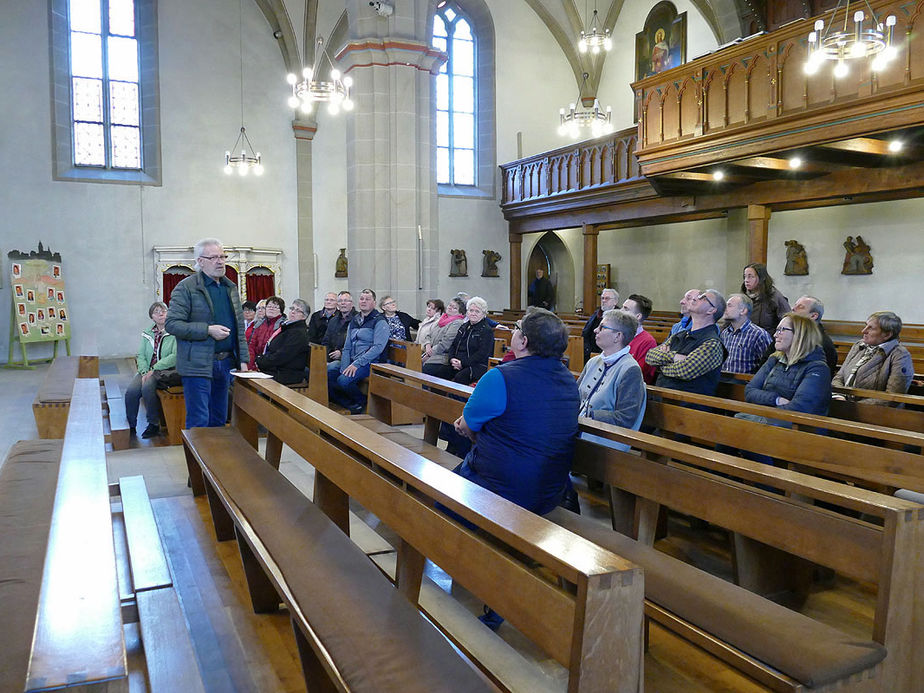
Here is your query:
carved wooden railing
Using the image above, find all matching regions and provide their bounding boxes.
[499,127,642,206]
[633,0,924,174]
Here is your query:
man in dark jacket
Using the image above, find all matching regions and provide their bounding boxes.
[527,268,554,309]
[321,291,356,366]
[581,288,619,361]
[165,238,248,428]
[256,299,310,385]
[328,289,389,414]
[307,292,337,344]
[756,294,838,373]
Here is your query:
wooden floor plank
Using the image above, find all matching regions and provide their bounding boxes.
[136,587,205,693]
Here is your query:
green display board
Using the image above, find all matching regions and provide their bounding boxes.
[6,243,70,367]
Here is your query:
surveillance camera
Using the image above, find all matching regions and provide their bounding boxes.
[273,29,283,39]
[369,1,394,17]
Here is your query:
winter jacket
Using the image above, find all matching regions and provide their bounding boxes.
[832,339,914,404]
[746,346,831,416]
[341,310,389,370]
[256,319,309,385]
[747,288,790,334]
[448,318,494,370]
[135,325,177,375]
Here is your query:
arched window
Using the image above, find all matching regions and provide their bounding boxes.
[431,0,494,197]
[50,0,161,184]
[432,4,475,186]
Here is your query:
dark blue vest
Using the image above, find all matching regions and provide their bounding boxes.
[655,323,726,395]
[461,356,579,514]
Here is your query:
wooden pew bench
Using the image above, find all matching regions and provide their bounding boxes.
[32,355,98,438]
[211,377,645,692]
[0,439,64,693]
[359,363,922,691]
[103,377,131,450]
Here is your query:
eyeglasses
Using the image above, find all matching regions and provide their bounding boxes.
[514,321,523,331]
[289,307,305,314]
[596,324,619,333]
[200,254,229,262]
[696,293,715,309]
[774,326,794,334]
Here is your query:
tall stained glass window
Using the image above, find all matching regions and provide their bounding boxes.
[432,3,475,186]
[69,0,141,169]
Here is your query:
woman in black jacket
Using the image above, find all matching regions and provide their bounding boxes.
[445,296,494,384]
[256,300,310,385]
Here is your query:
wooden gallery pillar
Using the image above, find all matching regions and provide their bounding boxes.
[747,205,771,265]
[508,232,522,311]
[582,223,599,313]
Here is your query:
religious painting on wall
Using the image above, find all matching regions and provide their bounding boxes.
[7,242,70,344]
[635,2,687,82]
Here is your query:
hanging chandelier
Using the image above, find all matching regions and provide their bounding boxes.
[558,73,612,139]
[804,1,897,77]
[223,0,264,176]
[287,37,354,116]
[224,127,263,176]
[578,2,611,54]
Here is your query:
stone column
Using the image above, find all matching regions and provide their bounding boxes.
[293,119,317,300]
[335,37,445,315]
[582,223,599,313]
[508,232,522,311]
[747,205,771,265]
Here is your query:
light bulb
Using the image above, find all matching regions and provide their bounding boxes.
[592,44,599,55]
[713,170,724,181]
[888,140,903,152]
[286,73,297,85]
[254,164,264,176]
[579,40,587,54]
[238,164,248,177]
[789,157,802,169]
[804,59,819,75]
[303,67,312,79]
[301,100,312,114]
[343,75,353,88]
[850,41,866,58]
[834,60,848,78]
[603,38,612,51]
[287,95,300,109]
[342,98,354,111]
[223,165,233,175]
[871,54,886,72]
[330,69,341,80]
[328,102,340,115]
[557,124,567,136]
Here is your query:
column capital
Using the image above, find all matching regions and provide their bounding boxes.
[508,233,522,245]
[747,204,771,222]
[335,38,447,75]
[582,222,599,236]
[292,119,317,142]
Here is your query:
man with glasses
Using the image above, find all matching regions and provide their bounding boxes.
[720,293,772,374]
[582,288,619,362]
[307,292,338,345]
[166,238,248,428]
[646,289,727,395]
[321,291,356,366]
[256,299,311,385]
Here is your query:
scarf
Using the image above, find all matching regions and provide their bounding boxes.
[438,312,464,328]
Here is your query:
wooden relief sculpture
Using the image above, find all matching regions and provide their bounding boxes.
[482,250,501,277]
[842,236,873,275]
[783,240,808,275]
[450,249,468,277]
[335,249,348,278]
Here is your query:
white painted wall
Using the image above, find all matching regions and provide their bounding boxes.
[0,0,297,361]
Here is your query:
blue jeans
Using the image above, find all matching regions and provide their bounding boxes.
[327,362,371,408]
[182,357,233,428]
[125,372,159,429]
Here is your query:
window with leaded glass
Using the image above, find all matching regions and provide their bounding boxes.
[432,3,476,187]
[69,0,142,169]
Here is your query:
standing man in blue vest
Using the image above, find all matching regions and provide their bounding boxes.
[166,238,248,428]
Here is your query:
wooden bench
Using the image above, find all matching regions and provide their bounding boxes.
[214,377,645,692]
[359,363,922,691]
[157,385,186,445]
[0,439,64,693]
[25,378,128,692]
[103,377,130,450]
[32,355,98,438]
[111,475,204,692]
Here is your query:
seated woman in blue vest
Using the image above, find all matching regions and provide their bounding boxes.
[450,308,579,631]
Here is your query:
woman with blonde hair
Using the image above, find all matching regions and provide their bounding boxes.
[744,312,831,418]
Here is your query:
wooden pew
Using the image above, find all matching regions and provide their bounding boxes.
[0,439,64,693]
[32,355,99,438]
[103,377,130,450]
[359,363,923,691]
[384,339,424,424]
[156,385,186,445]
[190,378,644,692]
[715,373,924,433]
[25,378,128,692]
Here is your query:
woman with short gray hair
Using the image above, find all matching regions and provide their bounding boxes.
[576,309,647,451]
[832,311,913,403]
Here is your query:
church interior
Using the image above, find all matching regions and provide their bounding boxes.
[2,0,924,691]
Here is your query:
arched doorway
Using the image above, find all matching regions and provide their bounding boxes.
[526,232,575,313]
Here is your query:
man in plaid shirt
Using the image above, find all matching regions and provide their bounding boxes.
[720,294,772,373]
[646,289,728,396]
